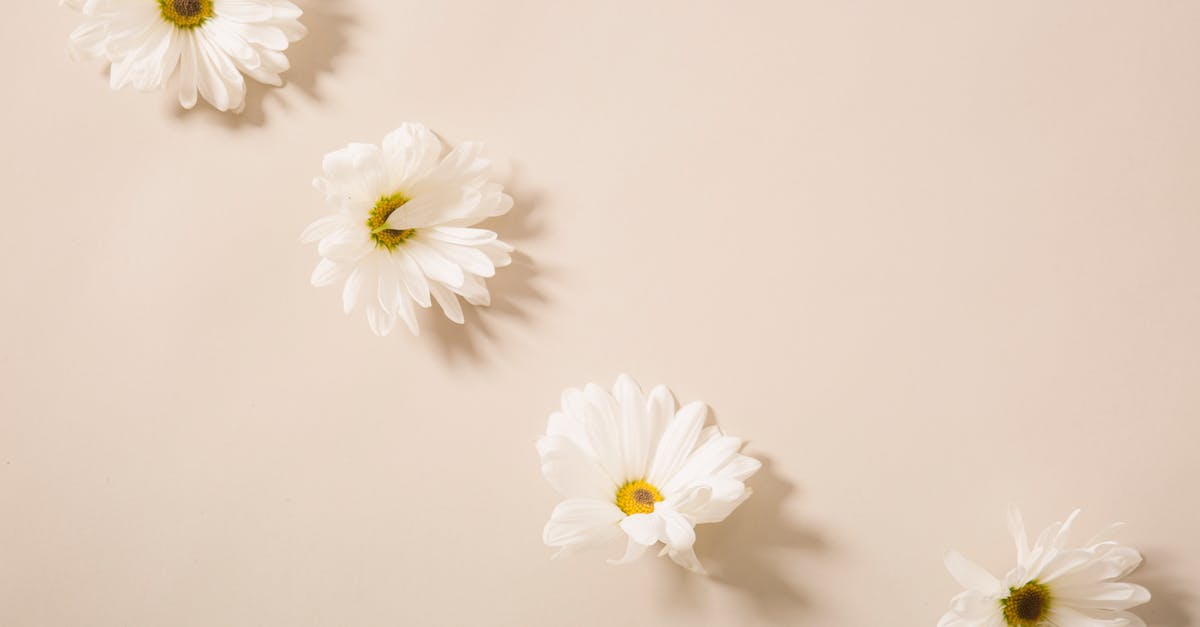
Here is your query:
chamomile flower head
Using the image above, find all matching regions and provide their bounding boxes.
[301,123,514,336]
[63,0,307,113]
[538,374,762,573]
[940,507,1150,627]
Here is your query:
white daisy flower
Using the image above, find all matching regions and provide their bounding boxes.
[301,123,514,336]
[63,0,307,113]
[940,507,1150,627]
[538,374,762,573]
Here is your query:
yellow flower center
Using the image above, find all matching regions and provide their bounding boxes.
[367,192,416,250]
[159,0,213,28]
[615,480,663,515]
[1001,581,1051,626]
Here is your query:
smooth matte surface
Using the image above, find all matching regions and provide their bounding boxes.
[2,1,1198,625]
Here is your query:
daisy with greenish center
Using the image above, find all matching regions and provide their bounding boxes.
[62,0,307,113]
[368,193,416,250]
[1001,581,1051,626]
[302,122,514,336]
[939,508,1151,627]
[539,375,761,573]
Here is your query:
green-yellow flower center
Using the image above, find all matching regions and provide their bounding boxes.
[159,0,213,28]
[367,192,416,250]
[615,480,663,515]
[1001,581,1051,626]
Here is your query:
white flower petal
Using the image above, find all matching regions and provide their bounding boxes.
[365,304,395,336]
[176,31,200,109]
[381,122,442,190]
[613,374,650,481]
[404,240,465,288]
[426,226,498,246]
[1037,549,1095,583]
[537,435,615,500]
[213,0,274,23]
[300,215,345,242]
[619,513,663,547]
[415,237,494,278]
[717,454,763,482]
[1007,505,1030,567]
[665,546,706,574]
[449,274,491,307]
[944,551,1002,595]
[1054,582,1151,611]
[544,499,624,554]
[663,431,744,496]
[316,228,371,262]
[389,188,482,230]
[309,258,345,287]
[393,290,419,335]
[646,401,707,487]
[376,257,402,313]
[608,535,651,565]
[341,260,375,314]
[394,249,432,308]
[411,140,490,195]
[422,283,460,324]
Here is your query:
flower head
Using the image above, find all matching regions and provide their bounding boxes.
[538,374,761,572]
[302,123,514,336]
[63,0,307,113]
[940,507,1150,627]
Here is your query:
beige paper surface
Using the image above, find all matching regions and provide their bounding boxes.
[1,1,1197,625]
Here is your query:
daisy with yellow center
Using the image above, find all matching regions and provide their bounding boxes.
[538,375,761,572]
[62,0,307,113]
[301,123,514,336]
[939,508,1151,627]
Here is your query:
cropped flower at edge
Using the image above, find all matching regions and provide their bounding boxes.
[62,0,307,113]
[939,507,1150,627]
[538,374,762,573]
[302,123,514,336]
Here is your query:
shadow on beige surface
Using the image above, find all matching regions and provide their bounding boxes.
[427,170,550,364]
[1132,548,1195,626]
[170,0,357,127]
[675,454,826,621]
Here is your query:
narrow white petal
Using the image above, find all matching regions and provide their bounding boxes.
[381,122,442,190]
[1008,505,1030,566]
[394,249,432,307]
[608,535,651,565]
[405,240,465,288]
[537,435,616,501]
[944,551,1002,595]
[646,401,707,486]
[543,499,623,551]
[428,283,464,324]
[619,513,663,547]
[612,374,650,481]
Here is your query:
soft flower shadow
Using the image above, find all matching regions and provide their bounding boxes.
[663,451,826,622]
[424,170,550,365]
[1130,548,1194,626]
[170,0,357,128]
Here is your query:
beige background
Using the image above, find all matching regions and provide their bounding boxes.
[2,1,1198,625]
